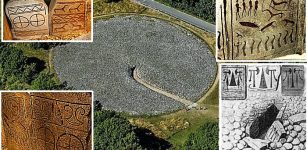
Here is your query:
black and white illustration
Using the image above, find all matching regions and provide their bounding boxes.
[220,64,306,150]
[221,65,247,100]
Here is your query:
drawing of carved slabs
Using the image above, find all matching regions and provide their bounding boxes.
[49,0,87,36]
[221,65,247,100]
[5,0,49,40]
[281,65,305,96]
[247,65,281,91]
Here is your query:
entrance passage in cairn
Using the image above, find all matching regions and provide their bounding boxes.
[54,16,217,115]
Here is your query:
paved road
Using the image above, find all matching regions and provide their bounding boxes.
[136,0,216,34]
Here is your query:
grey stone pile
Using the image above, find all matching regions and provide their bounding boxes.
[221,96,306,150]
[53,16,216,115]
[268,119,306,150]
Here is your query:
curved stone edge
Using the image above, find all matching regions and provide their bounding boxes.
[133,68,194,106]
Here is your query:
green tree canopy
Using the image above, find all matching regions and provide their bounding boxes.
[184,121,218,150]
[94,110,143,150]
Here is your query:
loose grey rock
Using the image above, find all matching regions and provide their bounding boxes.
[294,125,302,132]
[53,16,216,114]
[283,143,293,149]
[287,136,293,143]
[288,125,294,131]
[222,142,233,150]
[280,146,287,150]
[292,145,301,150]
[284,120,290,127]
[237,143,244,149]
[299,143,305,149]
[276,142,283,148]
[234,122,241,129]
[290,131,298,138]
[292,138,300,145]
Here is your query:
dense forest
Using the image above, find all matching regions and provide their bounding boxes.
[157,0,215,23]
[94,101,171,150]
[184,121,218,149]
[0,43,66,90]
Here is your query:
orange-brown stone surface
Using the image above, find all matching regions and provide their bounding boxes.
[49,0,91,37]
[2,92,92,150]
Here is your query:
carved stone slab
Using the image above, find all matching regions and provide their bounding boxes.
[265,121,286,142]
[5,0,49,40]
[217,0,305,60]
[1,92,92,150]
[49,0,88,37]
[281,65,305,96]
[221,65,247,100]
[247,65,281,91]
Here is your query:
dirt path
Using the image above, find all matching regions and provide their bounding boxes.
[133,68,194,106]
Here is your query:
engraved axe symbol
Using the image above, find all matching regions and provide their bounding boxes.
[249,67,260,87]
[235,69,243,87]
[266,67,276,88]
[223,69,231,90]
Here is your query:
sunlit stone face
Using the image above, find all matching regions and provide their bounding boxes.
[5,0,49,40]
[49,0,88,37]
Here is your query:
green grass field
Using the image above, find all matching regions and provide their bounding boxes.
[17,0,218,148]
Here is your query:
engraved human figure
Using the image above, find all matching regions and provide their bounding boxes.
[236,0,241,20]
[242,0,247,17]
[234,41,241,57]
[254,0,258,16]
[242,41,247,56]
[248,0,253,16]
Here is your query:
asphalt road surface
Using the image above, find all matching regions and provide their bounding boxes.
[136,0,216,34]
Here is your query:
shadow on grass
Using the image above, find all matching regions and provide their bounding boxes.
[135,127,172,150]
[26,57,46,73]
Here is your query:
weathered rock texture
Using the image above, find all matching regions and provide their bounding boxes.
[49,0,91,37]
[5,0,49,39]
[1,92,92,150]
[53,16,216,115]
[216,0,306,60]
[3,12,13,40]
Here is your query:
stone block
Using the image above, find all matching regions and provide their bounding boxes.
[216,0,306,60]
[1,92,92,150]
[5,0,49,39]
[49,0,88,37]
[221,65,247,100]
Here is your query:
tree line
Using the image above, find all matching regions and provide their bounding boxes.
[158,0,215,23]
[0,43,66,90]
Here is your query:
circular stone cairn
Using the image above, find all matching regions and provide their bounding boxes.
[54,16,217,115]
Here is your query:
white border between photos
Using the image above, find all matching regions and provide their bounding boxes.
[1,1,94,42]
[218,62,307,150]
[0,90,94,150]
